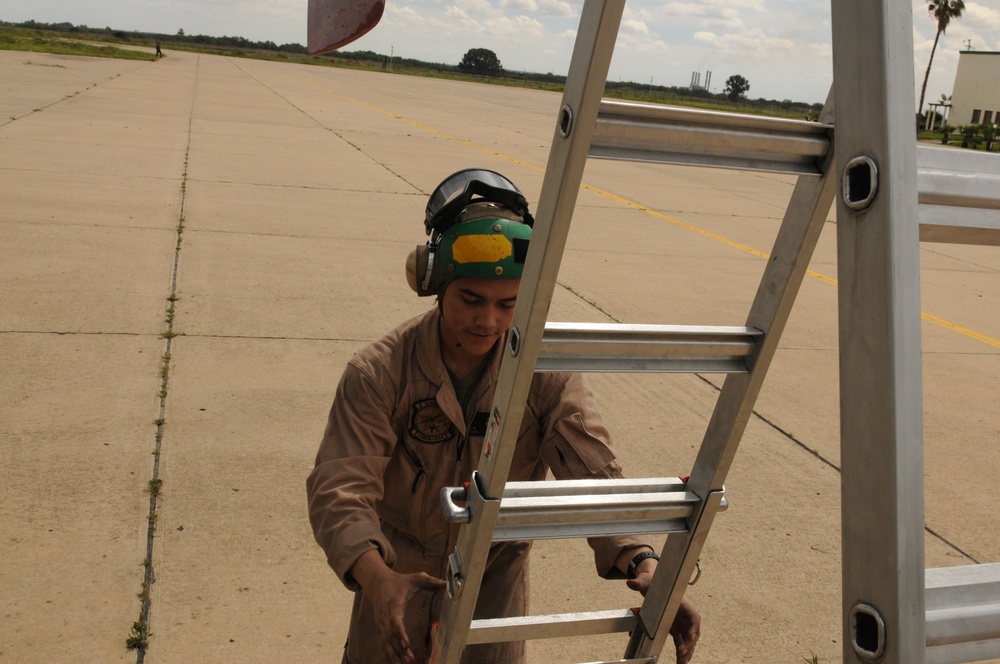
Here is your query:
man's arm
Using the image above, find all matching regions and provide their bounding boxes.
[306,363,398,587]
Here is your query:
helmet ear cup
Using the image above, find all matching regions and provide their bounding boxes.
[406,244,439,296]
[406,244,426,294]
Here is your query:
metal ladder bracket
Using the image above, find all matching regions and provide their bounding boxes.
[441,472,501,600]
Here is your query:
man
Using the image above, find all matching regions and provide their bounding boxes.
[307,169,699,664]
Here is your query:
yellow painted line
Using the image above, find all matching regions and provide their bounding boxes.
[922,312,1000,349]
[583,184,772,260]
[282,67,1000,350]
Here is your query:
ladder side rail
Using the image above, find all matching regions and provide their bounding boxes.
[832,0,926,660]
[431,0,627,660]
[627,89,839,657]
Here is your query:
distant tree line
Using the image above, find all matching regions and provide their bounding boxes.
[4,21,824,111]
[5,19,307,54]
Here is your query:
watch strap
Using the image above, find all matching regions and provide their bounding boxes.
[627,551,659,579]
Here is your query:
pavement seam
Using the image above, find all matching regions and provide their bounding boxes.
[233,58,425,195]
[126,54,198,662]
[1,62,145,126]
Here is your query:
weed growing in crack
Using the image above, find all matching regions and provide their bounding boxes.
[125,620,150,651]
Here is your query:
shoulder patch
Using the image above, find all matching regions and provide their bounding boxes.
[409,398,454,444]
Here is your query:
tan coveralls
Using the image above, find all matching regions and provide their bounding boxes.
[307,309,649,664]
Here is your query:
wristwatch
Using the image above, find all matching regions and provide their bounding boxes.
[627,551,659,579]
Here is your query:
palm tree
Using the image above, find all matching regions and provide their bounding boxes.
[918,0,965,120]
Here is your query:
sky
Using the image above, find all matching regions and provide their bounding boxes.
[4,0,1000,106]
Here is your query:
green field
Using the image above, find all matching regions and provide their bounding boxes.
[0,25,155,61]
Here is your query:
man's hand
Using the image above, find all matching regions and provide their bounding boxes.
[669,599,701,664]
[351,550,447,663]
[624,555,701,664]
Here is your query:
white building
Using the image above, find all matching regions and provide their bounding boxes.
[950,50,1000,127]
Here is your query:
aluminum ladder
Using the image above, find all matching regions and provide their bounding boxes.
[428,0,1000,662]
[430,0,839,660]
[832,0,1000,662]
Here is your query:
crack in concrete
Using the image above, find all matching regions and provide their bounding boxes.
[130,54,199,664]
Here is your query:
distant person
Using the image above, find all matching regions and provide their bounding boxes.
[155,41,163,58]
[306,168,700,664]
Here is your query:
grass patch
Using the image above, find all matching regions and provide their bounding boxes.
[125,619,150,651]
[0,26,154,61]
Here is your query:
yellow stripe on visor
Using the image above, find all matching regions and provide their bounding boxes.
[451,234,513,264]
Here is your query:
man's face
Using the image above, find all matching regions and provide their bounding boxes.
[439,276,521,365]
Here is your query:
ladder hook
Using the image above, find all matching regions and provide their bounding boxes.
[689,559,703,586]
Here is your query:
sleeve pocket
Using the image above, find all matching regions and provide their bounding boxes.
[547,412,618,478]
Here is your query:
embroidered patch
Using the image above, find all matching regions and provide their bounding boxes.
[409,399,453,444]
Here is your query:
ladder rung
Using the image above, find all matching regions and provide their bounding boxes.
[503,477,686,497]
[590,99,833,176]
[590,100,1000,247]
[466,609,638,644]
[440,478,727,541]
[536,323,762,374]
[925,563,1000,663]
[494,479,725,541]
[590,100,831,176]
[917,146,1000,247]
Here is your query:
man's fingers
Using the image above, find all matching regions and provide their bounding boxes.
[413,572,447,592]
[625,572,654,596]
[673,629,698,664]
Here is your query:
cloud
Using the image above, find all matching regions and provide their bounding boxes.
[621,18,651,37]
[694,27,797,55]
[965,2,1000,30]
[500,0,575,17]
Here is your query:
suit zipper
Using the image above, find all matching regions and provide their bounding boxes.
[400,442,426,493]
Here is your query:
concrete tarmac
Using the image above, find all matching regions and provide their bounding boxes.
[1,49,997,663]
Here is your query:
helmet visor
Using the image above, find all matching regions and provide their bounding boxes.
[425,169,530,234]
